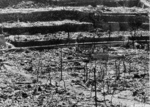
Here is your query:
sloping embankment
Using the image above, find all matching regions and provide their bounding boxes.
[9,36,124,47]
[0,7,149,32]
[0,8,148,23]
[0,20,92,35]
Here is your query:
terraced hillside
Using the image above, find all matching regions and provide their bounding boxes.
[0,5,149,48]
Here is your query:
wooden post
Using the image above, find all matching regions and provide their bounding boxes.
[60,48,63,80]
[85,63,88,81]
[36,54,41,82]
[94,67,97,107]
[67,31,70,44]
[147,13,150,86]
[48,67,51,84]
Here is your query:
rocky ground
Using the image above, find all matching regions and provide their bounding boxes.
[0,46,149,107]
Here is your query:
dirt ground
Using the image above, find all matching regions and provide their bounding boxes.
[0,45,149,107]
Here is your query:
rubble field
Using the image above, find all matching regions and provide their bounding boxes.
[0,47,149,107]
[0,0,149,107]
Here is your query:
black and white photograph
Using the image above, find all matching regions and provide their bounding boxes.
[0,0,149,107]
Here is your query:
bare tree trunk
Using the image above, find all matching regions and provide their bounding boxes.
[93,67,97,107]
[60,48,63,80]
